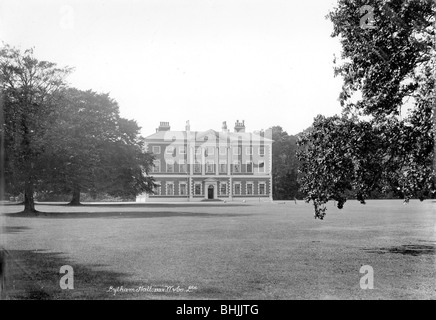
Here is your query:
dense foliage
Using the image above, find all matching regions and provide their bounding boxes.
[271,126,302,200]
[1,45,155,212]
[298,0,435,219]
[1,46,71,212]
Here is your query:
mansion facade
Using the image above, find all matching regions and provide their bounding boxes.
[136,120,273,202]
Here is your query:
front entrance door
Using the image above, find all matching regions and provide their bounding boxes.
[208,185,214,199]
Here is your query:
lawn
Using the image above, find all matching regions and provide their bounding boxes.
[0,199,435,299]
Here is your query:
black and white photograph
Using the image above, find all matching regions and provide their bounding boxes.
[0,0,435,305]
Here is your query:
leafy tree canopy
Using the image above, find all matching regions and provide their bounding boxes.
[1,45,71,212]
[298,0,435,219]
[271,126,302,200]
[1,45,155,212]
[40,88,155,204]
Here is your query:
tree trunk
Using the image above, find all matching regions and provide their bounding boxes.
[0,249,5,299]
[20,110,37,214]
[68,187,81,206]
[23,182,37,214]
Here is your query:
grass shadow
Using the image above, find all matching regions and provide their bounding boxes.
[1,248,138,299]
[363,243,436,256]
[0,226,31,234]
[1,248,216,300]
[1,248,229,299]
[37,202,250,208]
[5,211,252,219]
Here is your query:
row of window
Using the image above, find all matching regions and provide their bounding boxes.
[151,160,265,173]
[152,182,267,196]
[152,146,266,156]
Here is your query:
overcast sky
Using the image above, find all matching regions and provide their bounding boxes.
[0,0,345,136]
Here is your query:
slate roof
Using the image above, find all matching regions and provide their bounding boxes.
[145,129,272,142]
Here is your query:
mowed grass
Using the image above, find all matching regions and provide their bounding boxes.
[1,200,435,300]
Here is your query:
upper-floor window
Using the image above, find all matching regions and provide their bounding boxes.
[219,147,227,155]
[259,146,265,156]
[207,147,215,156]
[219,161,227,174]
[152,160,161,173]
[152,146,161,154]
[166,161,174,173]
[206,161,215,173]
[179,146,186,154]
[246,147,253,155]
[246,161,253,173]
[233,147,241,156]
[194,161,201,173]
[258,161,265,173]
[166,146,175,154]
[195,146,201,155]
[179,162,187,173]
[233,160,241,173]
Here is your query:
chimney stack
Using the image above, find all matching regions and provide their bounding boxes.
[222,121,228,132]
[185,120,190,132]
[157,121,171,132]
[234,120,245,133]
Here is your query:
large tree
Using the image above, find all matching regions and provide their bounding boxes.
[94,117,155,201]
[0,45,71,213]
[298,0,435,219]
[39,88,155,205]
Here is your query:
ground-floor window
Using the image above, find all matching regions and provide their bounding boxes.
[246,182,253,195]
[259,183,266,195]
[153,182,161,195]
[220,183,227,195]
[180,182,187,195]
[166,182,174,196]
[234,183,241,195]
[195,183,202,195]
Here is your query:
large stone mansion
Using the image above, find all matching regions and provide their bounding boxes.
[136,120,273,202]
